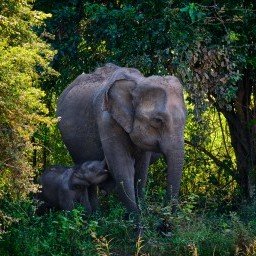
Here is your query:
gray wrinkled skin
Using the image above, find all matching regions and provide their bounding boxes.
[39,160,108,213]
[57,64,186,219]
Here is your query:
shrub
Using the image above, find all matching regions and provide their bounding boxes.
[1,196,256,256]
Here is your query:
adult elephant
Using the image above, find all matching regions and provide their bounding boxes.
[57,63,186,216]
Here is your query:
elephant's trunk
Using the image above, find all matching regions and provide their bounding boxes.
[161,134,185,202]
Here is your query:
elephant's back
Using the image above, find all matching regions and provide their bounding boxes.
[56,64,119,163]
[57,63,119,108]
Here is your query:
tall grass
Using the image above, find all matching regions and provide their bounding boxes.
[1,196,256,256]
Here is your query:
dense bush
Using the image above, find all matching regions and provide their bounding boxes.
[0,0,56,200]
[1,197,256,256]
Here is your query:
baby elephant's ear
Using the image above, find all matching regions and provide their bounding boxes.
[69,168,90,189]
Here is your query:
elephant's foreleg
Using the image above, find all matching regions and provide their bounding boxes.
[115,171,138,215]
[59,192,75,211]
[107,155,138,215]
[134,151,151,204]
[99,113,140,216]
[79,189,92,214]
[87,185,98,212]
[102,145,139,215]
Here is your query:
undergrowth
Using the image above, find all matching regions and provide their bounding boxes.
[1,195,256,256]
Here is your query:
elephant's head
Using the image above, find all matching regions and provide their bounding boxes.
[70,159,108,189]
[104,68,186,199]
[104,69,186,151]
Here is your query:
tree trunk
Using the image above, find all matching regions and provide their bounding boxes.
[220,69,256,198]
[222,110,255,198]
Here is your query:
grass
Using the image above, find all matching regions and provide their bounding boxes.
[1,195,256,256]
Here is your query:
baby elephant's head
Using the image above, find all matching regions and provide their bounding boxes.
[71,159,108,189]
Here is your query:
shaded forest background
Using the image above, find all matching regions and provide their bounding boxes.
[1,1,256,255]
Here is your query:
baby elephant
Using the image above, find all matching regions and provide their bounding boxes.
[39,159,108,213]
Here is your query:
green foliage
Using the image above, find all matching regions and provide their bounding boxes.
[2,197,256,256]
[180,3,206,23]
[80,0,256,109]
[81,1,171,75]
[0,0,56,200]
[183,107,237,208]
[32,123,73,173]
[0,201,93,255]
[34,0,101,95]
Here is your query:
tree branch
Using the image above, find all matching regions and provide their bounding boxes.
[185,139,237,179]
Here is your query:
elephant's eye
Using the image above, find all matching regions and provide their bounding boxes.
[151,117,164,128]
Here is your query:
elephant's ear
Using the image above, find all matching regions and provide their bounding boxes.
[105,79,136,133]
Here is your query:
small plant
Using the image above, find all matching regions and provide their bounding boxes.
[92,233,113,256]
[87,220,113,256]
[0,210,19,239]
[135,235,148,256]
[187,243,198,256]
